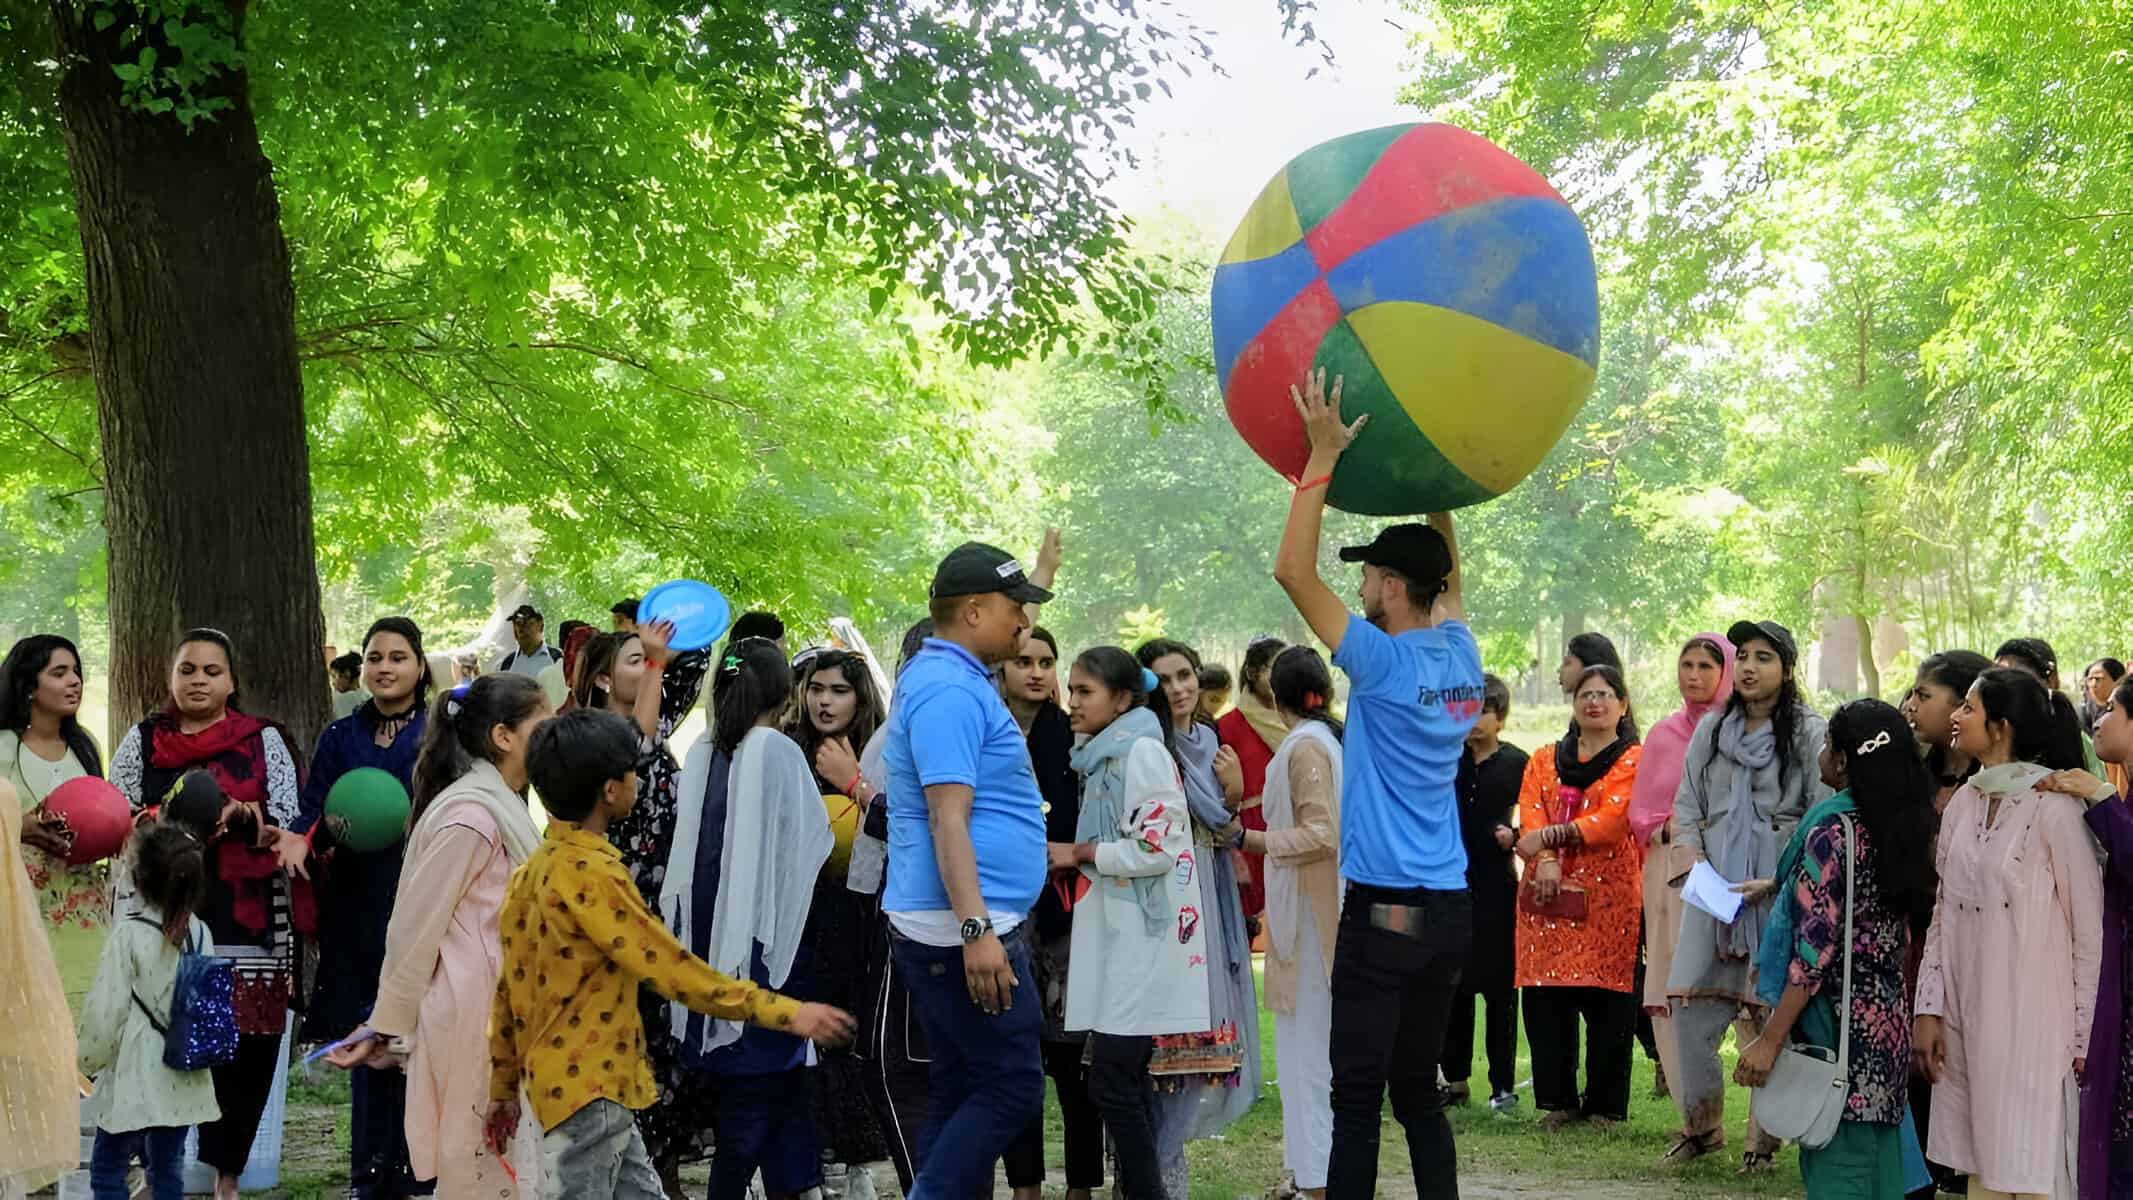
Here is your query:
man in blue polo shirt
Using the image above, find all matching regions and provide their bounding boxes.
[1272,369,1485,1200]
[880,541,1052,1199]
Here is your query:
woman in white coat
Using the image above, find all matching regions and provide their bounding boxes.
[1241,646,1342,1199]
[1048,647,1210,1200]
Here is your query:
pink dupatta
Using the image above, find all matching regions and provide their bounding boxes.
[1626,632,1734,844]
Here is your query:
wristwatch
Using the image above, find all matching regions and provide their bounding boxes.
[959,916,993,944]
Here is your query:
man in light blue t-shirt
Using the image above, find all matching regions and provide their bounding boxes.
[879,539,1056,1199]
[1272,369,1485,1200]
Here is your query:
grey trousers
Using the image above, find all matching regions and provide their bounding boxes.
[542,1100,666,1200]
[1671,997,1782,1152]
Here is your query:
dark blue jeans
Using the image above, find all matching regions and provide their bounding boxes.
[889,925,1044,1200]
[90,1125,187,1200]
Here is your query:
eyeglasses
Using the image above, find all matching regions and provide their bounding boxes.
[1575,690,1619,704]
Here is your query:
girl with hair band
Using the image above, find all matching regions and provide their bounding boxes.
[1666,620,1829,1173]
[1217,636,1287,922]
[0,775,77,1200]
[1051,647,1208,1200]
[997,627,1105,1200]
[663,637,834,1200]
[1514,664,1644,1132]
[1629,632,1732,1152]
[1734,700,1940,1198]
[296,617,434,1198]
[332,671,551,1198]
[1901,651,1993,814]
[1913,668,2103,1200]
[108,629,308,1200]
[2050,672,2133,1199]
[570,621,717,1184]
[786,648,894,1195]
[0,634,108,965]
[1241,646,1343,1199]
[1137,637,1263,1194]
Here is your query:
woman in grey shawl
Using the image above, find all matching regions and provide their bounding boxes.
[1663,620,1829,1171]
[1138,639,1264,1199]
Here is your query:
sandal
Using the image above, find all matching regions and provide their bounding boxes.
[1660,1130,1724,1164]
[1538,1109,1581,1132]
[1739,1150,1778,1174]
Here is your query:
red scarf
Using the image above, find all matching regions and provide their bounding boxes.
[147,708,314,935]
[149,709,272,806]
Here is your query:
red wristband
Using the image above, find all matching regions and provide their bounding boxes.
[846,772,864,798]
[1293,474,1333,494]
[644,658,665,672]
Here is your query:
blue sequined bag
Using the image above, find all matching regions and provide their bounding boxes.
[130,917,239,1071]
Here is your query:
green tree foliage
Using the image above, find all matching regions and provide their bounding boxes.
[0,1,1259,647]
[1396,0,2133,682]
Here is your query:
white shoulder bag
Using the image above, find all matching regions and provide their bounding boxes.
[1752,812,1854,1150]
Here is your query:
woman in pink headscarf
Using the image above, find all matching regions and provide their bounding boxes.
[1628,632,1731,1160]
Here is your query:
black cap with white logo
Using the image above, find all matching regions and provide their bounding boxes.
[930,542,1054,605]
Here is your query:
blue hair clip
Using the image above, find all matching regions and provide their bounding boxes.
[445,683,471,718]
[1141,667,1160,695]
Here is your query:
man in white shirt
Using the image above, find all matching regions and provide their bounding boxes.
[495,604,560,677]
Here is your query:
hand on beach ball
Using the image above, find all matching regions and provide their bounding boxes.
[1212,122,1600,515]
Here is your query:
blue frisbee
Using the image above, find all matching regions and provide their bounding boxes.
[638,579,732,652]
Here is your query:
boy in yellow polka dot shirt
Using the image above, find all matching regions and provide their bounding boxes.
[486,708,854,1198]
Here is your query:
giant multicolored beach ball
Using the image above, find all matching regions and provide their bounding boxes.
[1213,123,1600,515]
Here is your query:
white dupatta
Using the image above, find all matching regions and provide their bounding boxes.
[661,725,832,1055]
[1259,720,1341,965]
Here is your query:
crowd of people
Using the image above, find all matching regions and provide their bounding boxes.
[0,368,2129,1200]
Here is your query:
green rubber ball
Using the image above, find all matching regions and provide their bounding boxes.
[324,767,411,852]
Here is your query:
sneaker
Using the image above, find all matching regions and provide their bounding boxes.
[1487,1090,1518,1113]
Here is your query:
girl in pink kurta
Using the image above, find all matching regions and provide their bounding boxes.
[337,675,551,1199]
[1915,669,2105,1199]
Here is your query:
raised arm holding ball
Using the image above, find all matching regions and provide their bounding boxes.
[1272,368,1484,1200]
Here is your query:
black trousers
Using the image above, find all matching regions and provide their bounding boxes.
[1085,1033,1164,1200]
[1002,1038,1105,1190]
[1521,985,1637,1121]
[350,1064,430,1197]
[1325,884,1470,1200]
[196,1031,283,1175]
[1440,981,1518,1097]
[859,925,932,1192]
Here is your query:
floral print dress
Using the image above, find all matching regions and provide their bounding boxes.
[3,731,107,929]
[601,648,714,1164]
[1786,813,1911,1123]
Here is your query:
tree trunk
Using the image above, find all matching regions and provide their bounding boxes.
[1855,612,1880,698]
[51,1,329,753]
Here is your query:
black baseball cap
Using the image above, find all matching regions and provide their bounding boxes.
[610,598,640,619]
[1726,620,1798,668]
[1338,523,1452,588]
[508,603,542,622]
[930,542,1054,604]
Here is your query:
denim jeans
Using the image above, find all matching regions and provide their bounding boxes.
[540,1099,665,1200]
[1325,883,1471,1200]
[89,1126,187,1200]
[888,925,1044,1200]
